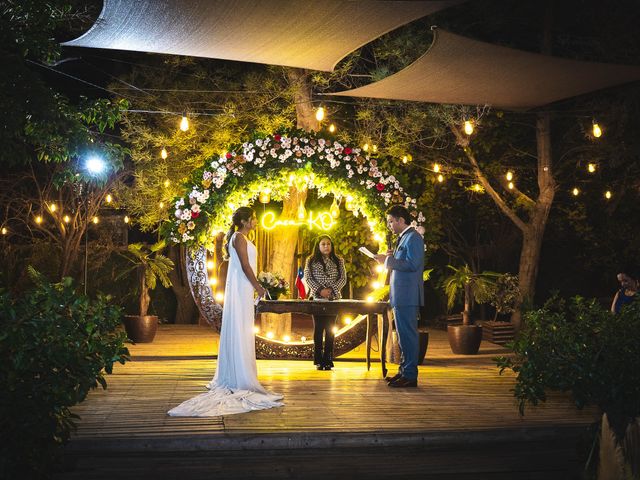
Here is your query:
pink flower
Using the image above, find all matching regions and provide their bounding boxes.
[376,183,385,191]
[344,147,352,155]
[225,152,233,159]
[191,211,200,219]
[274,134,281,142]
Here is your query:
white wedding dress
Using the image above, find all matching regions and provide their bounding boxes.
[168,232,283,417]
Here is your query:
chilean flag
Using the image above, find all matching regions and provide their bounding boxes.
[295,267,306,299]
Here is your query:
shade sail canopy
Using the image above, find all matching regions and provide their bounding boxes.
[63,0,461,72]
[330,29,640,109]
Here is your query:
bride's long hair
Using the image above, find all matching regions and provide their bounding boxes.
[224,207,255,259]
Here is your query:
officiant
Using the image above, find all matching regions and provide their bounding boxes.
[304,235,347,371]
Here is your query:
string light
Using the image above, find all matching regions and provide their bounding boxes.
[464,120,474,135]
[472,184,483,192]
[159,201,164,209]
[1,227,7,235]
[35,215,43,224]
[124,215,130,224]
[375,264,385,274]
[508,182,514,190]
[207,260,214,270]
[605,190,612,199]
[48,203,57,212]
[572,187,580,196]
[266,331,274,339]
[332,326,339,334]
[372,144,378,153]
[259,189,271,204]
[344,195,355,211]
[209,277,218,286]
[283,335,291,343]
[329,198,340,218]
[343,316,352,325]
[437,174,444,183]
[328,124,336,133]
[315,106,325,122]
[433,163,440,173]
[373,233,382,242]
[592,121,602,138]
[180,114,189,132]
[253,326,260,334]
[63,215,70,223]
[297,203,306,220]
[161,147,168,159]
[362,143,369,152]
[587,163,596,173]
[372,281,381,289]
[215,292,224,302]
[92,216,99,224]
[366,295,374,303]
[506,171,513,181]
[106,194,113,203]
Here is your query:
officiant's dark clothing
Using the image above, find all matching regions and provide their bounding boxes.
[304,256,347,367]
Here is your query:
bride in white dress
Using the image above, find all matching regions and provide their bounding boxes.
[168,207,284,417]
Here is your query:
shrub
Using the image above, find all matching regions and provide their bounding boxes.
[496,296,640,433]
[0,270,130,478]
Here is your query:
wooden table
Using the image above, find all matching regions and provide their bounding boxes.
[256,299,391,377]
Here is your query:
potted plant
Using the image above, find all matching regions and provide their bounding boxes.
[482,273,520,345]
[443,265,499,354]
[118,241,174,342]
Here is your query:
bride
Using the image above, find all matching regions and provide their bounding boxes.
[168,207,284,416]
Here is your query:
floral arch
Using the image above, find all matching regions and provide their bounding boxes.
[166,129,425,358]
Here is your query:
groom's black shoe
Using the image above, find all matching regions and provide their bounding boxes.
[385,373,402,384]
[388,377,417,388]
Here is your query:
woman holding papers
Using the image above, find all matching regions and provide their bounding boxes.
[168,207,283,416]
[304,235,347,370]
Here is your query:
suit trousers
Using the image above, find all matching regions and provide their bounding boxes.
[393,305,419,380]
[313,314,336,366]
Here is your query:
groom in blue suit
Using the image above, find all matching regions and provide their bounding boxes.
[374,205,424,388]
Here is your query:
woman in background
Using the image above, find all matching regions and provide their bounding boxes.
[304,235,347,370]
[611,266,639,314]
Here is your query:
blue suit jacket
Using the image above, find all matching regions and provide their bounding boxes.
[387,228,424,308]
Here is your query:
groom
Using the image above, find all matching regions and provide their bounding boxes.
[374,205,424,388]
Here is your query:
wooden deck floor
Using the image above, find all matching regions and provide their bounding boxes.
[58,325,599,479]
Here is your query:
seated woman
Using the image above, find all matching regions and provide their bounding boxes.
[611,266,639,314]
[304,235,347,371]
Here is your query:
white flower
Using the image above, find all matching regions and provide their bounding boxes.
[181,210,192,221]
[175,198,185,208]
[175,209,183,219]
[191,204,200,213]
[187,221,195,230]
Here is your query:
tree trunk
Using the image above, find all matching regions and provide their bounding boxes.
[168,244,199,324]
[286,68,319,131]
[139,267,150,317]
[463,283,472,326]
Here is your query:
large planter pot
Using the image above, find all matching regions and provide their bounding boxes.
[387,328,430,365]
[447,324,482,355]
[123,315,158,343]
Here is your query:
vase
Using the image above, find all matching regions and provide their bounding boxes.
[267,289,281,300]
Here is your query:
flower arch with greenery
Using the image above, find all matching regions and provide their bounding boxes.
[164,129,425,248]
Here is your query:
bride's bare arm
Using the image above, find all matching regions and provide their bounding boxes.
[233,234,265,295]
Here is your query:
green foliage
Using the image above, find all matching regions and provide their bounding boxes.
[0,269,129,478]
[442,265,500,311]
[117,241,174,317]
[496,296,640,422]
[490,273,521,317]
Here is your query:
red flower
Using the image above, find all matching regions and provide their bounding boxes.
[274,134,281,142]
[376,183,385,191]
[225,152,232,159]
[191,211,200,219]
[344,147,352,155]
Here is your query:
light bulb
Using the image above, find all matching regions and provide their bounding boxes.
[253,326,260,334]
[49,203,57,212]
[266,331,274,339]
[372,281,381,289]
[402,155,408,164]
[35,216,43,224]
[209,277,218,286]
[315,106,325,122]
[215,292,224,302]
[1,227,7,235]
[332,326,338,334]
[366,295,374,303]
[180,115,189,132]
[297,203,306,220]
[506,171,513,181]
[328,124,336,133]
[373,233,382,242]
[508,182,514,190]
[259,190,271,204]
[159,201,164,209]
[343,316,352,325]
[605,190,612,199]
[437,174,444,183]
[362,143,369,152]
[161,147,168,159]
[106,194,113,203]
[330,199,340,219]
[124,216,130,224]
[592,122,602,138]
[207,260,214,270]
[587,163,596,173]
[464,120,474,135]
[375,264,385,274]
[63,215,70,223]
[372,144,378,153]
[283,335,291,343]
[433,163,440,173]
[572,187,580,196]
[164,179,170,188]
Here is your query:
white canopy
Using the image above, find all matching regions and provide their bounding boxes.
[329,29,640,109]
[63,0,461,72]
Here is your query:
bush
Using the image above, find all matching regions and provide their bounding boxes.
[496,296,640,432]
[0,271,130,478]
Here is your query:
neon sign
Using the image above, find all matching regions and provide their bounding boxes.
[261,211,336,231]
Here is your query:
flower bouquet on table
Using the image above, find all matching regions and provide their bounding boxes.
[257,271,290,300]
